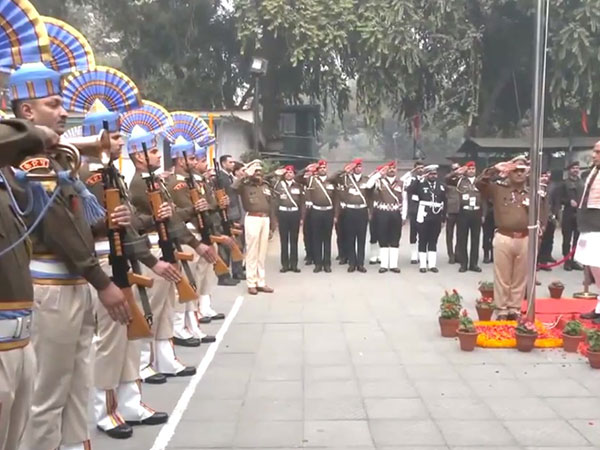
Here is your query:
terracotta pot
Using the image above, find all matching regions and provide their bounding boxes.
[479,288,494,299]
[457,330,479,351]
[476,306,493,321]
[439,317,459,338]
[588,350,600,369]
[548,286,564,299]
[515,332,538,352]
[562,332,583,353]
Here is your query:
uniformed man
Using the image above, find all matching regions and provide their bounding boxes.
[560,161,585,271]
[122,103,198,379]
[272,165,304,272]
[367,165,384,266]
[400,160,425,263]
[304,160,336,273]
[232,160,275,294]
[365,162,403,273]
[576,142,600,323]
[294,164,315,265]
[407,165,446,273]
[538,170,560,270]
[476,156,545,320]
[0,118,60,450]
[62,68,173,439]
[10,63,132,450]
[446,161,482,272]
[335,175,348,265]
[445,162,461,264]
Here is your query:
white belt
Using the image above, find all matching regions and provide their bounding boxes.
[312,205,333,211]
[345,204,367,209]
[186,222,197,231]
[30,258,85,282]
[148,233,159,246]
[420,201,443,208]
[462,205,481,211]
[278,206,299,212]
[0,316,31,341]
[94,240,110,256]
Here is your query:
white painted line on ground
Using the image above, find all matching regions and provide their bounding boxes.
[149,295,244,450]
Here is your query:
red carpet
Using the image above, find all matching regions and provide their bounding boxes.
[520,298,597,326]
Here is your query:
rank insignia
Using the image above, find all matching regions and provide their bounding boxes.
[173,182,187,191]
[86,173,103,186]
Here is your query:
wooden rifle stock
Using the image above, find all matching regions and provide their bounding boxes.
[210,235,244,263]
[127,272,154,289]
[176,251,194,262]
[104,188,152,340]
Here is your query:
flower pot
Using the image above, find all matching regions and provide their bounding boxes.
[515,332,538,352]
[562,332,583,353]
[479,288,494,299]
[457,330,479,351]
[439,317,459,338]
[476,306,493,321]
[548,286,564,299]
[588,350,600,369]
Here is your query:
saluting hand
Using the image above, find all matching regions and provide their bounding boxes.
[111,204,131,227]
[151,260,182,283]
[98,282,131,324]
[157,202,172,220]
[194,198,210,212]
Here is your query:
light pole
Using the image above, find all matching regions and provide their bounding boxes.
[250,57,268,153]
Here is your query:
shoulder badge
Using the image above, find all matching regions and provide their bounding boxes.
[19,157,50,172]
[173,182,187,191]
[86,173,103,186]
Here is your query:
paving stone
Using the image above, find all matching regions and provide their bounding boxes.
[568,420,600,446]
[484,397,559,420]
[370,419,446,446]
[364,398,429,420]
[424,397,495,420]
[245,380,303,399]
[182,398,243,421]
[304,397,366,420]
[524,378,591,397]
[251,363,303,381]
[414,380,474,398]
[350,350,400,365]
[405,364,462,381]
[453,363,516,380]
[168,421,236,448]
[359,380,419,398]
[304,420,373,447]
[305,379,361,398]
[233,420,304,447]
[304,364,355,381]
[354,364,407,381]
[437,420,516,446]
[305,351,352,365]
[503,420,589,447]
[467,379,533,398]
[546,398,600,419]
[239,398,303,421]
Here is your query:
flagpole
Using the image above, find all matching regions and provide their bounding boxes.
[526,0,549,321]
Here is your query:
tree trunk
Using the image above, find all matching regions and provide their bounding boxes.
[476,68,512,136]
[588,93,600,135]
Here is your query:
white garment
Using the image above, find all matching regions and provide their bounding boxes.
[155,339,186,375]
[117,382,154,422]
[411,244,419,262]
[428,251,437,269]
[419,252,427,269]
[389,248,399,270]
[173,311,194,340]
[379,248,390,269]
[575,232,600,266]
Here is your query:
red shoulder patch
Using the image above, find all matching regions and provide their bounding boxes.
[19,157,50,172]
[173,182,187,191]
[86,173,103,186]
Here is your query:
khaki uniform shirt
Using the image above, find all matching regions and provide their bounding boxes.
[232,177,272,215]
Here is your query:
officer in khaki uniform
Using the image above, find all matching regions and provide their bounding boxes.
[233,160,275,294]
[10,63,131,450]
[477,156,547,320]
[0,118,57,450]
[272,165,304,273]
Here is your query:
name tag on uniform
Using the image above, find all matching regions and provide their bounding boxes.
[469,197,476,207]
[280,194,287,199]
[263,187,271,195]
[326,184,334,190]
[291,188,300,194]
[462,194,469,200]
[412,195,419,201]
[349,188,359,195]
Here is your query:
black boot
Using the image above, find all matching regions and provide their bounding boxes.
[324,265,332,273]
[449,254,455,264]
[564,260,573,271]
[280,265,289,273]
[348,265,356,273]
[483,251,491,264]
[313,265,323,273]
[458,265,467,273]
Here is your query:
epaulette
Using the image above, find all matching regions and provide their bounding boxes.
[494,179,509,187]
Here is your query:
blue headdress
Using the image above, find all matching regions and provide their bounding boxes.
[162,111,215,159]
[42,16,95,73]
[62,66,141,136]
[121,100,173,154]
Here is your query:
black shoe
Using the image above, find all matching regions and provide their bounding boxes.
[218,277,239,286]
[173,337,201,347]
[357,266,367,273]
[99,424,132,439]
[280,267,289,273]
[198,316,212,324]
[419,268,427,273]
[209,313,226,320]
[348,266,356,273]
[290,266,301,273]
[458,266,467,273]
[313,265,323,273]
[390,268,401,273]
[564,262,573,271]
[379,268,388,273]
[335,255,341,260]
[233,272,246,280]
[429,267,439,273]
[143,373,167,384]
[126,411,169,426]
[548,257,557,263]
[507,312,520,321]
[369,259,379,265]
[324,265,332,273]
[496,314,508,321]
[581,310,600,320]
[483,256,491,264]
[165,367,196,377]
[339,258,348,265]
[411,259,418,265]
[201,335,217,344]
[305,259,314,266]
[572,262,584,271]
[449,255,456,264]
[539,266,552,272]
[469,266,482,273]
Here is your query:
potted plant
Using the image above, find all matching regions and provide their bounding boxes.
[548,280,565,299]
[562,320,584,353]
[586,329,600,369]
[456,309,479,351]
[478,281,494,299]
[475,297,495,321]
[515,318,538,352]
[439,290,462,338]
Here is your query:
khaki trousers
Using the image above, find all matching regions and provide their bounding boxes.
[493,233,528,313]
[140,248,175,340]
[244,215,270,288]
[0,345,34,450]
[25,284,94,449]
[92,258,140,389]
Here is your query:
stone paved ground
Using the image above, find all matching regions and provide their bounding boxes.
[91,228,600,450]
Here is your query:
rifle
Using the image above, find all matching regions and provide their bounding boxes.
[102,163,153,340]
[212,158,244,261]
[142,143,198,303]
[182,152,230,277]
